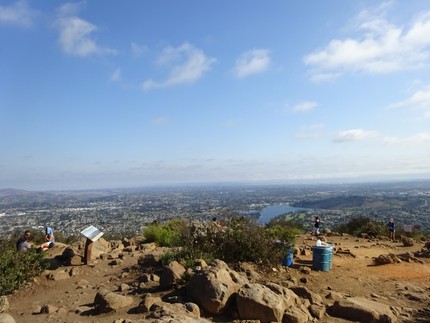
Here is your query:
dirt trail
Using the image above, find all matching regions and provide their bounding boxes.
[5,234,430,323]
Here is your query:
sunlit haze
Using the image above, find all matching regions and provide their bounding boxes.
[1,1,430,190]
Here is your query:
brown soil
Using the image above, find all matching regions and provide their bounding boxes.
[6,234,430,323]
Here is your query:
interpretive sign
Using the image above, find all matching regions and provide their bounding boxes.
[403,225,413,233]
[80,225,104,265]
[81,225,104,242]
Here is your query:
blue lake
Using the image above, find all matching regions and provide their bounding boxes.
[258,204,308,224]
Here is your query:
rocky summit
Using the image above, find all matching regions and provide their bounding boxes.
[2,233,430,323]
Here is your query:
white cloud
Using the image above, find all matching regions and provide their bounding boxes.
[233,49,271,78]
[0,0,37,27]
[296,124,325,140]
[131,42,148,57]
[292,101,318,112]
[381,132,430,145]
[389,84,430,108]
[304,6,430,80]
[110,68,121,82]
[333,129,379,142]
[56,3,117,57]
[388,83,430,118]
[142,42,216,90]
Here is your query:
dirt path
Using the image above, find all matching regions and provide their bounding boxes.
[5,234,430,322]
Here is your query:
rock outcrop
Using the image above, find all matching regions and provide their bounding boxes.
[329,297,399,322]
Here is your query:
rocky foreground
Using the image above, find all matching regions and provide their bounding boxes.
[1,234,430,323]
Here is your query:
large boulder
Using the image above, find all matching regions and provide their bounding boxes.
[284,306,312,323]
[236,283,295,322]
[329,297,398,322]
[373,254,401,265]
[236,282,310,322]
[144,302,205,322]
[91,238,111,259]
[93,288,134,313]
[290,286,323,305]
[0,313,15,323]
[137,294,162,313]
[187,260,246,314]
[159,261,186,290]
[401,236,414,247]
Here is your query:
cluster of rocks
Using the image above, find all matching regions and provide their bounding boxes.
[2,235,429,323]
[372,240,430,265]
[86,255,403,323]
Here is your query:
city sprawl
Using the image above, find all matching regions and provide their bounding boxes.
[1,181,430,238]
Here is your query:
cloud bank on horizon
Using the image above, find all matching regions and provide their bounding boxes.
[1,0,430,190]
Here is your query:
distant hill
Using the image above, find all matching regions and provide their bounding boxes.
[0,188,31,197]
[293,195,422,209]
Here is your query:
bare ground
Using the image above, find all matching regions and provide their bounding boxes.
[5,234,430,323]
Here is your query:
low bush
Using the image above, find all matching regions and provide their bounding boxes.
[395,227,429,240]
[153,216,296,266]
[0,247,48,296]
[334,216,387,237]
[142,220,186,247]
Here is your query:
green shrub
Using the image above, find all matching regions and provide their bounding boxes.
[182,216,295,265]
[266,218,303,241]
[143,220,185,247]
[396,227,429,240]
[0,247,48,296]
[334,216,387,237]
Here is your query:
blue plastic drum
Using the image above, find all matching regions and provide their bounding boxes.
[311,245,333,271]
[282,251,294,267]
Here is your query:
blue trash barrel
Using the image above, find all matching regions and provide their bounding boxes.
[312,245,333,271]
[282,251,294,267]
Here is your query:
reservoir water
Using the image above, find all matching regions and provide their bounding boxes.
[258,204,307,224]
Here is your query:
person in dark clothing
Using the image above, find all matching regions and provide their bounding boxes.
[387,218,395,241]
[313,216,322,236]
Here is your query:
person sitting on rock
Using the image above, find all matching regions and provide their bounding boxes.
[39,226,55,251]
[16,230,33,252]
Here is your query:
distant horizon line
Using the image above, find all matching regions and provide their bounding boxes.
[1,175,430,193]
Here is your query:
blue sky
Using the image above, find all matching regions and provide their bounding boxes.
[1,0,430,190]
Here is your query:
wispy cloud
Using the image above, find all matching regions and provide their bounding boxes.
[304,5,430,80]
[292,101,318,112]
[55,2,117,57]
[0,0,38,27]
[151,116,170,125]
[131,42,147,57]
[388,84,430,118]
[142,42,216,90]
[110,68,121,82]
[333,129,379,142]
[296,124,325,140]
[381,132,430,145]
[233,49,271,78]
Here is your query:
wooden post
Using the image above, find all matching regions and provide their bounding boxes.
[84,238,93,265]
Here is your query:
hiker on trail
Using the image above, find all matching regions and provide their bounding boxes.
[313,216,322,236]
[387,218,395,241]
[39,226,55,251]
[16,230,33,252]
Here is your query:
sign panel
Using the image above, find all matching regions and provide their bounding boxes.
[403,225,413,233]
[81,225,104,242]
